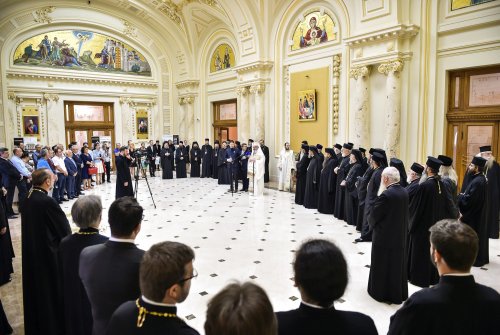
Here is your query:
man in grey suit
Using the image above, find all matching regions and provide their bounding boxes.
[79,196,145,335]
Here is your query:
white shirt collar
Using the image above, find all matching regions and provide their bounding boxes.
[301,300,330,309]
[109,236,135,243]
[442,273,472,277]
[142,295,176,307]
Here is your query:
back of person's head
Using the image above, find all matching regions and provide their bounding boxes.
[205,282,277,335]
[429,219,478,272]
[140,241,195,303]
[32,168,52,187]
[108,197,143,238]
[40,148,48,158]
[294,239,348,307]
[71,195,103,229]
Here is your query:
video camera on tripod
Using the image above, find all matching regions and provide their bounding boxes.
[132,150,157,208]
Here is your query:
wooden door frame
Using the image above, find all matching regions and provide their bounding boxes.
[212,99,237,142]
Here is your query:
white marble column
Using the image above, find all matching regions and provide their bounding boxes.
[250,84,265,141]
[185,95,195,143]
[177,97,186,139]
[236,86,249,142]
[350,65,371,147]
[378,59,404,158]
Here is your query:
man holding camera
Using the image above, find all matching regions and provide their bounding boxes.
[115,146,133,199]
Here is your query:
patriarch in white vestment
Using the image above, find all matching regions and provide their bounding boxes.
[248,142,266,196]
[278,142,295,191]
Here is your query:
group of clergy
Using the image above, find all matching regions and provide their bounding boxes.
[294,140,500,305]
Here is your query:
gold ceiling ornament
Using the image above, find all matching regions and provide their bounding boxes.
[43,93,59,102]
[34,6,55,24]
[122,19,138,38]
[159,0,218,25]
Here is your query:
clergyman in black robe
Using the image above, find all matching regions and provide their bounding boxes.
[294,145,310,205]
[260,140,270,183]
[390,158,408,187]
[175,142,188,178]
[438,155,460,220]
[217,143,230,184]
[458,156,489,267]
[0,299,12,335]
[356,149,376,231]
[59,196,108,335]
[406,162,424,203]
[160,142,173,179]
[212,142,220,179]
[201,139,213,178]
[407,157,447,288]
[317,148,338,214]
[479,146,500,239]
[21,169,71,335]
[190,142,201,177]
[333,143,353,219]
[368,168,409,304]
[115,147,133,199]
[0,174,14,286]
[316,144,325,166]
[303,146,321,209]
[344,150,364,226]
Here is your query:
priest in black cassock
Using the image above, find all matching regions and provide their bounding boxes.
[368,167,409,305]
[0,175,14,286]
[21,168,71,335]
[59,195,108,335]
[479,145,500,239]
[175,142,188,178]
[294,144,310,205]
[115,146,133,199]
[201,138,213,178]
[357,151,385,242]
[388,220,500,335]
[458,156,489,267]
[106,242,199,335]
[407,157,447,288]
[333,143,353,219]
[303,146,321,209]
[260,139,270,183]
[316,144,325,166]
[190,142,201,177]
[317,148,338,214]
[168,140,175,171]
[217,142,230,184]
[390,158,408,187]
[212,141,220,179]
[438,155,460,220]
[356,149,375,231]
[406,162,424,203]
[344,149,364,226]
[160,142,173,179]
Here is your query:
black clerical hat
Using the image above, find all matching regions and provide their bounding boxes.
[372,152,384,163]
[426,156,443,171]
[214,140,220,144]
[437,155,453,167]
[479,145,492,153]
[390,158,405,169]
[325,148,335,156]
[205,138,210,141]
[472,156,487,167]
[334,144,342,150]
[309,145,318,153]
[301,144,309,150]
[359,147,366,153]
[369,148,375,155]
[343,143,353,150]
[351,149,363,163]
[410,162,424,174]
[316,144,323,149]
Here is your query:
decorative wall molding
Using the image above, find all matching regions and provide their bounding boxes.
[332,55,341,135]
[43,93,59,102]
[234,61,274,75]
[175,80,200,90]
[344,24,419,47]
[378,58,404,77]
[34,6,55,24]
[350,65,371,80]
[249,83,265,95]
[236,86,249,96]
[122,19,138,38]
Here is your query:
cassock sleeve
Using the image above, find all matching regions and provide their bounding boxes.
[388,297,427,335]
[458,178,486,214]
[46,199,72,241]
[328,166,336,194]
[368,193,388,228]
[409,185,429,233]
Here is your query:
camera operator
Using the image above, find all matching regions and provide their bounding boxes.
[146,140,156,177]
[115,146,133,199]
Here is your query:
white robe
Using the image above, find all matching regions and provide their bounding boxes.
[248,146,266,196]
[278,149,295,191]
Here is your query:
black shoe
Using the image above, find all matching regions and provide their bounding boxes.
[79,192,85,196]
[62,198,69,201]
[58,201,63,204]
[355,238,371,243]
[107,180,111,183]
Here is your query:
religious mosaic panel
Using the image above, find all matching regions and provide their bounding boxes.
[451,0,496,10]
[210,43,235,73]
[291,11,336,51]
[13,30,151,76]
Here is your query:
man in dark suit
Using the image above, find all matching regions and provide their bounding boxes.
[388,219,500,335]
[146,140,156,177]
[368,167,409,304]
[79,196,145,335]
[276,239,377,335]
[71,145,85,196]
[64,150,78,199]
[106,241,198,335]
[259,139,270,183]
[0,148,22,218]
[115,146,133,199]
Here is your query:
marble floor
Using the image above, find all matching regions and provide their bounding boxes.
[2,174,500,334]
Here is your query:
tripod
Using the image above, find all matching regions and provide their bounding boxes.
[134,160,157,208]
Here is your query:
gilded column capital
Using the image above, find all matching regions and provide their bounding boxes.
[7,91,16,101]
[43,93,59,102]
[378,59,404,76]
[236,86,249,96]
[350,66,371,80]
[250,84,265,95]
[184,95,195,104]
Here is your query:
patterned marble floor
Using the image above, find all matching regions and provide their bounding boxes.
[2,175,500,334]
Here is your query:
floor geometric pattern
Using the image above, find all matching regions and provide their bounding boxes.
[2,175,500,334]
